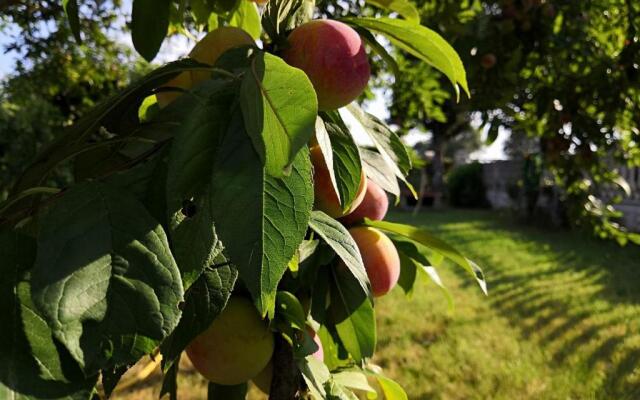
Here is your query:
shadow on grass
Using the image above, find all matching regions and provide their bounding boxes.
[389,208,640,398]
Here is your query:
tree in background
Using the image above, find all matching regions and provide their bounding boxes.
[0,0,144,197]
[373,0,640,243]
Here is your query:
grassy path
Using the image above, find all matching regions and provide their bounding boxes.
[114,209,640,399]
[376,210,640,399]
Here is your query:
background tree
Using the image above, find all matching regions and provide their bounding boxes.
[0,0,144,198]
[373,0,640,243]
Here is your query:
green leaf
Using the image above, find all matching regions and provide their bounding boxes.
[332,370,377,394]
[365,219,487,295]
[166,80,236,289]
[486,121,500,145]
[396,249,418,296]
[308,211,371,298]
[342,17,469,98]
[63,0,82,42]
[208,12,220,31]
[240,50,317,177]
[346,104,411,176]
[418,263,454,312]
[323,116,364,211]
[0,231,98,399]
[132,0,172,61]
[12,58,213,195]
[138,94,159,122]
[298,239,320,264]
[314,117,341,204]
[229,0,262,40]
[356,27,400,77]
[330,265,376,362]
[360,148,401,198]
[365,0,420,23]
[262,0,313,42]
[298,356,331,399]
[31,182,184,374]
[209,113,314,317]
[346,104,415,198]
[207,382,247,399]
[275,291,307,331]
[212,0,241,13]
[317,325,343,371]
[375,374,408,400]
[325,379,360,400]
[161,261,237,370]
[191,0,215,26]
[310,268,331,324]
[394,238,454,309]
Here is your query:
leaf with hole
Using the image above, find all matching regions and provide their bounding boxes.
[167,80,237,289]
[209,112,314,317]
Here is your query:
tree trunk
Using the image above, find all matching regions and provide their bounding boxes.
[412,168,428,216]
[269,335,300,400]
[431,129,446,208]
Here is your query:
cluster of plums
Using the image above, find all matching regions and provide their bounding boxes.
[172,19,394,392]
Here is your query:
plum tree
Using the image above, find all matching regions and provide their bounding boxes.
[348,226,400,297]
[283,20,370,110]
[252,327,323,394]
[157,27,254,108]
[0,1,484,398]
[186,296,274,385]
[310,145,367,218]
[340,179,389,226]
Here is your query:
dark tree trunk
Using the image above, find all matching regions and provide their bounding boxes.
[269,335,300,400]
[431,128,446,208]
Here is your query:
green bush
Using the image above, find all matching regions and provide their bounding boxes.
[447,162,487,207]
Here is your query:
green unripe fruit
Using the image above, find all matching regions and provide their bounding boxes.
[186,296,274,385]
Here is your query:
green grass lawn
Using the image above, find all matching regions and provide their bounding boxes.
[375,209,640,400]
[115,209,640,399]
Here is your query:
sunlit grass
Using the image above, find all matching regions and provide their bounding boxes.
[375,209,640,399]
[114,209,640,399]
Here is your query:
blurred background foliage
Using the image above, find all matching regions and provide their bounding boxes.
[0,0,149,196]
[1,0,639,243]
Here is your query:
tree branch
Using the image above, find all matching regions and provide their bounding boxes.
[269,335,300,400]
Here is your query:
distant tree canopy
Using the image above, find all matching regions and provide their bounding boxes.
[368,0,640,243]
[0,1,146,197]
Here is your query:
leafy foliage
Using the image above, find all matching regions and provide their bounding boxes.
[0,0,486,398]
[447,161,487,208]
[383,0,640,243]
